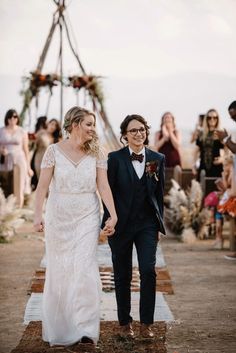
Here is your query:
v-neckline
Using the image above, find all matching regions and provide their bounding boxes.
[4,127,18,136]
[56,145,89,167]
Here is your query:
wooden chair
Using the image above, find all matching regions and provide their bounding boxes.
[173,167,195,190]
[200,170,218,198]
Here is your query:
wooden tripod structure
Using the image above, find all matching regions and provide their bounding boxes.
[20,0,120,149]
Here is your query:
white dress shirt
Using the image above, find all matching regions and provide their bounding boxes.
[129,146,146,179]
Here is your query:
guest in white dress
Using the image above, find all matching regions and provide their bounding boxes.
[34,106,117,346]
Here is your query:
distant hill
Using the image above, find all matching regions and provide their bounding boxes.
[0,72,235,134]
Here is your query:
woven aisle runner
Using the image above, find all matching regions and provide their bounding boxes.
[29,266,174,295]
[11,321,167,353]
[29,243,174,295]
[11,244,172,353]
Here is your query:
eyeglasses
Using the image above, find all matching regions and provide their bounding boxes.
[207,116,218,120]
[127,127,146,136]
[10,114,18,119]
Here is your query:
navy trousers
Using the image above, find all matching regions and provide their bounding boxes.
[108,217,158,325]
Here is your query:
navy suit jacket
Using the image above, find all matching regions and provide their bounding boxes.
[102,146,165,235]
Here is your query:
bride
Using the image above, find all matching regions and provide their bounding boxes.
[34,106,117,346]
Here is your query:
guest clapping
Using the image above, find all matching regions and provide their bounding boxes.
[154,112,181,167]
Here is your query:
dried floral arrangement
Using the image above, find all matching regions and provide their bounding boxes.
[164,179,209,242]
[68,75,104,104]
[20,72,104,121]
[0,188,24,243]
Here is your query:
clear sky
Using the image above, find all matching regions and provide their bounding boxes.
[0,0,236,135]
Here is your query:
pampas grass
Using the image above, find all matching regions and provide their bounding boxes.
[0,188,24,242]
[181,227,197,244]
[164,179,210,242]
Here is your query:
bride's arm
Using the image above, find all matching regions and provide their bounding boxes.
[97,168,117,234]
[34,167,53,232]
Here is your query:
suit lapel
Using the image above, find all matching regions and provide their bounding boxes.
[123,146,135,182]
[145,147,152,163]
[145,147,153,195]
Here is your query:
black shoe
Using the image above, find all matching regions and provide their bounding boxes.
[80,336,94,344]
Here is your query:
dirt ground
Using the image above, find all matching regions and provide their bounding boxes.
[0,223,236,353]
[163,239,236,353]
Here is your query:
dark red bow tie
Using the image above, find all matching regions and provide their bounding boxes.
[131,152,144,163]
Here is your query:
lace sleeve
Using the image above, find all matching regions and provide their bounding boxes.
[96,146,108,169]
[41,145,55,169]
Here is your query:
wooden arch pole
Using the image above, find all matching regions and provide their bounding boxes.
[19,1,63,124]
[19,0,120,150]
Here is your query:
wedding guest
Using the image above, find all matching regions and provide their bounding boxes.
[215,101,236,154]
[34,106,117,346]
[34,118,62,180]
[103,114,165,338]
[213,154,234,249]
[35,116,48,133]
[190,114,204,144]
[0,109,33,207]
[215,100,236,260]
[154,112,181,167]
[30,116,48,190]
[192,109,224,181]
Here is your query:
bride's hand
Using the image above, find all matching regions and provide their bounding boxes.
[106,216,117,229]
[28,167,34,177]
[103,216,117,237]
[34,218,44,232]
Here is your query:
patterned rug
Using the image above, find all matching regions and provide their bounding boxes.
[11,321,167,353]
[29,266,174,295]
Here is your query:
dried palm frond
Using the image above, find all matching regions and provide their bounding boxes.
[164,179,206,239]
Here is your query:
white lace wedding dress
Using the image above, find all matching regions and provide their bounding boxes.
[40,144,106,346]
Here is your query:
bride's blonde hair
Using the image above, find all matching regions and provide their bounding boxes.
[63,106,100,156]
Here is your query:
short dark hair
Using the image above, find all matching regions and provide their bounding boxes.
[120,114,150,145]
[4,109,20,126]
[228,101,236,111]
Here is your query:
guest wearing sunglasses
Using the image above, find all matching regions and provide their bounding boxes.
[0,109,33,207]
[192,109,224,181]
[102,114,165,339]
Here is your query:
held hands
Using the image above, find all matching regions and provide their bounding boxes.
[102,216,117,237]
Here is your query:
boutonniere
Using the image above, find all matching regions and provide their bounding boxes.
[145,160,159,181]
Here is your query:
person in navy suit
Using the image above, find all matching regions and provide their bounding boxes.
[102,114,165,338]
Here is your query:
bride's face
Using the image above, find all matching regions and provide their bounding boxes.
[75,114,96,142]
